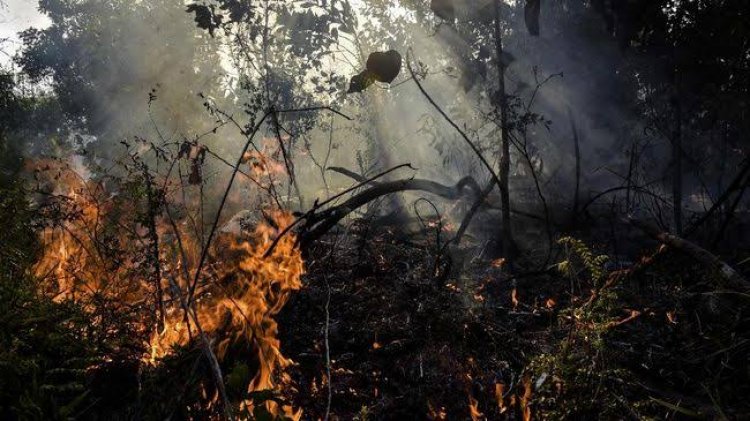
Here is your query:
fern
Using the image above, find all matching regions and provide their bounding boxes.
[557,236,609,286]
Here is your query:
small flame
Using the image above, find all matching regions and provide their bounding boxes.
[666,310,677,324]
[495,382,507,413]
[468,395,483,421]
[427,401,447,420]
[520,376,533,421]
[606,309,642,328]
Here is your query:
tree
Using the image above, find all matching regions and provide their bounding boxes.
[18,0,226,160]
[592,0,750,236]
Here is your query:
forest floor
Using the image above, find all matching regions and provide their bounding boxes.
[278,222,750,420]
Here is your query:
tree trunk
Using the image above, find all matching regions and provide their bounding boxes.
[672,88,683,235]
[493,2,515,263]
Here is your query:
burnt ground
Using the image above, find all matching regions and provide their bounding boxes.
[278,219,750,420]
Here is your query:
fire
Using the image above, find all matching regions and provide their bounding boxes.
[149,210,304,417]
[468,394,483,421]
[243,150,286,179]
[520,376,533,421]
[31,158,305,418]
[494,382,507,413]
[427,401,447,420]
[31,160,148,308]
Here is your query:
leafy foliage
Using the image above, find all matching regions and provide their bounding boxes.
[186,4,223,36]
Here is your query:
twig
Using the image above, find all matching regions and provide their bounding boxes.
[711,179,749,248]
[270,108,304,208]
[405,55,503,193]
[452,180,496,247]
[163,207,234,421]
[569,108,582,223]
[323,277,332,421]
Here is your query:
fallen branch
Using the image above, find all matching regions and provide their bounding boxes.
[328,166,482,199]
[299,177,479,249]
[262,166,544,257]
[262,163,415,258]
[330,166,544,221]
[627,217,749,291]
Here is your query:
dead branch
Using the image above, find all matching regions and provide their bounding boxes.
[328,166,482,199]
[405,55,503,200]
[330,166,544,221]
[627,217,749,291]
[299,177,480,249]
[262,164,545,258]
[261,163,415,259]
[331,166,489,250]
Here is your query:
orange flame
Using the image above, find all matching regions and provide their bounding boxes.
[31,158,305,419]
[468,394,484,421]
[495,382,507,413]
[520,376,533,421]
[427,401,447,420]
[149,210,304,418]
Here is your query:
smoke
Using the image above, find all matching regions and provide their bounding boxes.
[17,0,238,163]
[16,0,683,235]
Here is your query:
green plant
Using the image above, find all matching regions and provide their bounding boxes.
[527,238,633,419]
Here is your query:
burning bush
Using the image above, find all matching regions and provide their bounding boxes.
[19,152,306,419]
